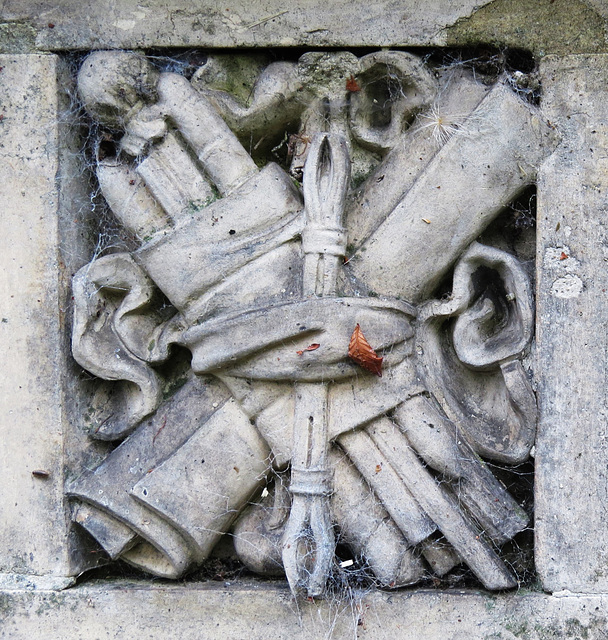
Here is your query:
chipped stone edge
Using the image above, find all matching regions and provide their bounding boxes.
[2,582,608,639]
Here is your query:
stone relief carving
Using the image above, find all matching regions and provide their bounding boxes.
[68,50,556,596]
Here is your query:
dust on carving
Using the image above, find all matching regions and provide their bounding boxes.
[348,324,383,377]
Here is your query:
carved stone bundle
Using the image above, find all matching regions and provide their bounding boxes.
[68,50,556,596]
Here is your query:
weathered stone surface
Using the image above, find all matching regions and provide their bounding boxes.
[0,1,498,51]
[536,53,608,593]
[2,582,608,639]
[1,0,607,55]
[0,54,76,585]
[1,5,608,635]
[349,82,555,302]
[445,0,608,55]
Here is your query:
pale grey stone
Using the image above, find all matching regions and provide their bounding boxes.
[348,81,557,303]
[2,582,608,639]
[536,54,608,594]
[66,374,232,578]
[0,1,497,51]
[417,242,537,464]
[0,54,78,584]
[345,69,493,247]
[2,21,608,637]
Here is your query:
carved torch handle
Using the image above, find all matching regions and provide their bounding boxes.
[282,133,350,597]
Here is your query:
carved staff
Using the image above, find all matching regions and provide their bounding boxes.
[282,133,350,597]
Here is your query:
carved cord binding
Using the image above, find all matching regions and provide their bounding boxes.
[282,133,350,596]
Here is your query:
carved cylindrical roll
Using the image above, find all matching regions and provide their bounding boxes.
[156,73,258,196]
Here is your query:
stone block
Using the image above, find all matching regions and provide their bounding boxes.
[0,54,71,585]
[2,582,608,639]
[0,1,495,50]
[0,52,95,587]
[536,53,608,593]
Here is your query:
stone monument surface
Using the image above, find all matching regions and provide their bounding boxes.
[3,2,608,638]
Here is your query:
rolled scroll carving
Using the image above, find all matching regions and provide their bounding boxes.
[68,50,558,595]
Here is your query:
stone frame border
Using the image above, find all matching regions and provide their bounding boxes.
[3,2,608,638]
